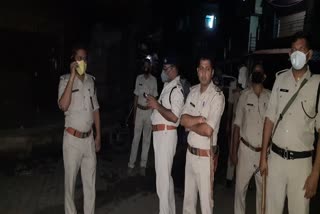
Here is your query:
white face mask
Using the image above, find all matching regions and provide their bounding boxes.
[290,51,307,70]
[161,70,169,83]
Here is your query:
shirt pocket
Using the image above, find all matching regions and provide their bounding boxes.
[137,83,146,95]
[69,88,84,111]
[245,103,255,116]
[300,95,317,119]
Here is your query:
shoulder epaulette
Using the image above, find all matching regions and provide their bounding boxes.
[60,74,70,80]
[86,74,96,81]
[276,69,289,77]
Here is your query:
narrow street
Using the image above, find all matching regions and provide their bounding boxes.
[1,140,319,214]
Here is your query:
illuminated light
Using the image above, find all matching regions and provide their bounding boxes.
[205,15,216,29]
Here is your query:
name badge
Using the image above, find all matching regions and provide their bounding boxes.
[280,88,289,92]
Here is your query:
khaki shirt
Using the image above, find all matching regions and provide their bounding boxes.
[58,74,99,132]
[151,76,184,127]
[234,88,271,147]
[134,74,158,106]
[266,68,320,151]
[182,82,225,149]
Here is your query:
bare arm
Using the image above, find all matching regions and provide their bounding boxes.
[93,110,101,152]
[180,114,205,128]
[311,135,320,180]
[147,95,180,123]
[133,95,138,122]
[155,103,179,123]
[303,132,320,198]
[259,117,274,176]
[188,123,213,137]
[231,125,240,164]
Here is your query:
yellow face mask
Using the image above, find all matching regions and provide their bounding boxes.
[76,60,87,75]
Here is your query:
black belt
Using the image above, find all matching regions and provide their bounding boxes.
[271,143,313,160]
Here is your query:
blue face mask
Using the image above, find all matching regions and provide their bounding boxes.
[161,70,169,83]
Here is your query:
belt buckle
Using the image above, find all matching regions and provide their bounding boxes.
[283,148,289,160]
[282,148,294,160]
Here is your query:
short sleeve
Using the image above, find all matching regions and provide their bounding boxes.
[171,87,185,118]
[206,93,225,130]
[233,93,245,127]
[265,76,280,123]
[181,92,193,115]
[58,76,68,103]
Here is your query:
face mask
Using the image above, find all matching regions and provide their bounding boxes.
[251,72,264,84]
[161,70,169,83]
[290,51,307,70]
[76,60,87,75]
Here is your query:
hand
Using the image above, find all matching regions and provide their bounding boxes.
[259,157,268,176]
[146,96,159,110]
[95,136,101,152]
[70,61,78,77]
[198,116,206,124]
[303,172,319,199]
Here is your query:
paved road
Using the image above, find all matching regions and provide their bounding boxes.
[0,143,319,214]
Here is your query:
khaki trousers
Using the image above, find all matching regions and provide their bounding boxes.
[63,131,96,214]
[234,143,262,214]
[266,151,312,214]
[153,129,177,214]
[128,108,152,168]
[183,150,213,214]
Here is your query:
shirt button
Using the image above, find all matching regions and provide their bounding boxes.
[286,130,289,133]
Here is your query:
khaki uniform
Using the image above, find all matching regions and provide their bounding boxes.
[233,88,270,214]
[128,74,158,169]
[58,74,99,214]
[265,68,320,214]
[182,82,225,214]
[226,80,241,181]
[151,76,184,214]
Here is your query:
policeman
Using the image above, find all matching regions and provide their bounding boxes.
[181,56,225,214]
[147,56,184,214]
[58,46,101,214]
[128,58,158,176]
[260,31,320,214]
[232,63,270,214]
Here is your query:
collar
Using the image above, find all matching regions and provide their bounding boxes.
[199,81,215,95]
[289,66,312,82]
[164,75,180,88]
